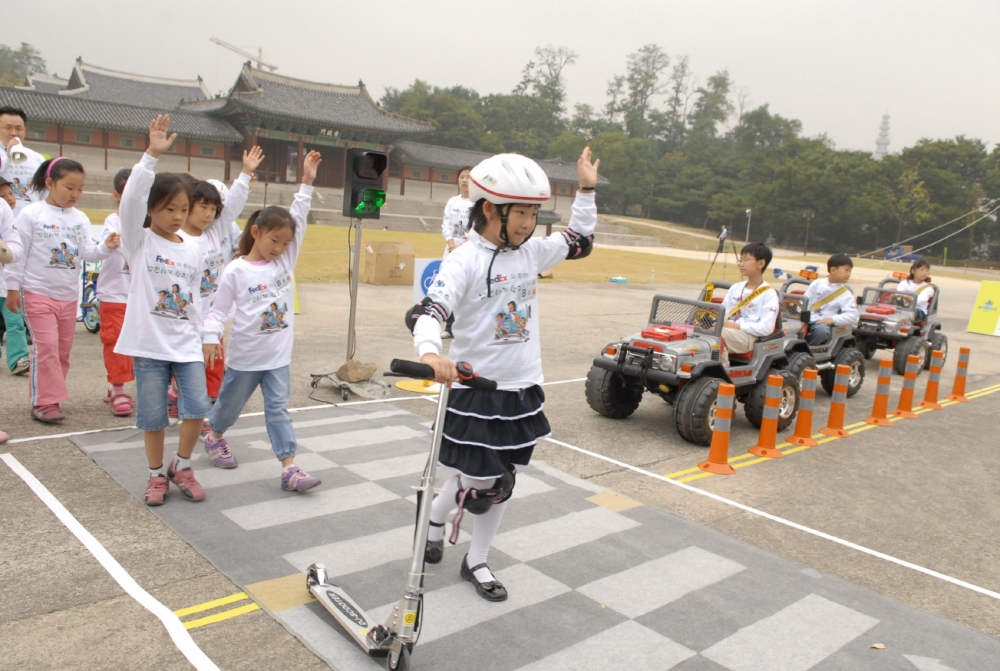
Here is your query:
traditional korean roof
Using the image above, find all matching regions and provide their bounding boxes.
[393,141,609,185]
[223,65,432,136]
[61,59,211,109]
[17,74,69,95]
[0,87,243,142]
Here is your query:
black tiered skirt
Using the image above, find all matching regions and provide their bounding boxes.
[439,385,550,479]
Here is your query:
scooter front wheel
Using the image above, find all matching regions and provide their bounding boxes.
[386,645,410,671]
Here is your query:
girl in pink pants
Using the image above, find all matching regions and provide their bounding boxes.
[4,157,118,422]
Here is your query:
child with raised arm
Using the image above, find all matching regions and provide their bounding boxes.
[200,151,321,491]
[115,115,208,506]
[5,157,118,421]
[803,254,858,346]
[720,242,779,365]
[174,147,261,434]
[411,149,599,602]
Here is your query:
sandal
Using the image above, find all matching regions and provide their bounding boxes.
[109,393,134,416]
[460,555,507,602]
[425,522,445,564]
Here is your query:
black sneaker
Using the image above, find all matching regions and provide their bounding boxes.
[425,522,444,564]
[460,554,507,602]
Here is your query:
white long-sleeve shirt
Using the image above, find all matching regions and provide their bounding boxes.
[721,280,779,338]
[415,191,597,390]
[0,199,21,294]
[4,201,108,302]
[113,153,202,363]
[897,278,934,313]
[803,277,858,327]
[95,212,131,304]
[0,141,46,216]
[442,195,474,247]
[201,184,312,371]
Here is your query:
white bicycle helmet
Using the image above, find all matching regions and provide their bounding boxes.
[206,179,230,204]
[468,154,551,204]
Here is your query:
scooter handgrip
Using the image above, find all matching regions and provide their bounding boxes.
[390,359,436,381]
[460,375,497,392]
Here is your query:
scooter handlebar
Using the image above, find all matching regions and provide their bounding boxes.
[388,359,497,391]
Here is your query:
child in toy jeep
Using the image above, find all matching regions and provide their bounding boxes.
[586,244,800,447]
[853,260,945,375]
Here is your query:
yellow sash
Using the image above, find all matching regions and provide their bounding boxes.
[809,286,849,312]
[727,284,774,319]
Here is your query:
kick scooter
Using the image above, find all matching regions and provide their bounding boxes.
[307,358,495,671]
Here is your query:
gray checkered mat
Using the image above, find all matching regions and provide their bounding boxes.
[72,403,998,670]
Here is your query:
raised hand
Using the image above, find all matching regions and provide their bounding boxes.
[105,232,122,250]
[146,115,177,158]
[577,146,600,189]
[302,150,322,186]
[242,146,265,175]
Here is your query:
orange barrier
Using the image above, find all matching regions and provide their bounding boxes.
[698,383,736,475]
[945,347,970,403]
[891,354,920,419]
[749,375,785,459]
[820,364,851,438]
[918,349,945,410]
[863,359,894,427]
[786,369,819,447]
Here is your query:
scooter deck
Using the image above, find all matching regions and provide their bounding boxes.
[309,579,383,654]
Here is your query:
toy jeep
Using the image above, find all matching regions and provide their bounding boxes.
[777,270,866,397]
[853,272,945,374]
[586,294,800,446]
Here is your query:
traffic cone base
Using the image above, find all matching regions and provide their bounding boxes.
[819,426,850,438]
[945,394,969,403]
[748,445,784,458]
[787,434,819,447]
[863,416,892,427]
[891,409,918,419]
[918,400,943,410]
[697,459,736,475]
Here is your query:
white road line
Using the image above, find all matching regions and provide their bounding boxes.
[0,453,220,671]
[221,482,399,531]
[701,594,879,671]
[577,546,745,618]
[544,436,1000,602]
[492,506,641,563]
[514,620,695,671]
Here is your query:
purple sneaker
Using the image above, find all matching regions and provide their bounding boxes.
[281,466,321,492]
[205,435,238,469]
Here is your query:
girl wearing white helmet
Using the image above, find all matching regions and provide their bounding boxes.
[408,148,600,601]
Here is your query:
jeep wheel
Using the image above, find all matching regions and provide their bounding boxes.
[857,338,876,360]
[786,351,817,380]
[893,336,926,375]
[585,366,643,419]
[745,369,799,430]
[674,377,720,447]
[821,348,865,397]
[926,332,948,369]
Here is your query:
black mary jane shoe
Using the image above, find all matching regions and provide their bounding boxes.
[460,554,508,602]
[425,522,444,564]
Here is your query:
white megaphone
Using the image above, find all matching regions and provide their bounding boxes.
[8,141,30,164]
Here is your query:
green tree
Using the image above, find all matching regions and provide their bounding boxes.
[380,80,485,150]
[622,44,670,138]
[548,130,587,161]
[477,94,564,157]
[0,42,47,87]
[513,46,577,114]
[688,71,734,138]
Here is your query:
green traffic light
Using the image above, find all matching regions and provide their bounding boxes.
[354,188,387,215]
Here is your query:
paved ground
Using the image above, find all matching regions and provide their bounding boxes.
[3,266,999,670]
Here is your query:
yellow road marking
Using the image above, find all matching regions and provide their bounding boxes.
[245,573,315,613]
[173,592,249,618]
[587,489,643,512]
[183,602,261,630]
[668,382,1000,483]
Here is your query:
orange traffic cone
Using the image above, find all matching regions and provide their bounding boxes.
[748,375,785,458]
[945,347,970,403]
[698,383,736,475]
[918,349,945,410]
[864,359,893,427]
[820,364,851,438]
[891,354,920,419]
[787,369,819,446]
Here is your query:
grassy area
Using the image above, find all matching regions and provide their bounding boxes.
[611,220,718,252]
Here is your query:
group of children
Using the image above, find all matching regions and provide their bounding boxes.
[1,113,322,503]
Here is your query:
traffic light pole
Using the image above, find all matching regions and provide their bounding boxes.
[346,217,363,361]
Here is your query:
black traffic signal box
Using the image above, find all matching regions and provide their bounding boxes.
[342,149,388,219]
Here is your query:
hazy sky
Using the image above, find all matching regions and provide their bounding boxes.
[22,0,999,152]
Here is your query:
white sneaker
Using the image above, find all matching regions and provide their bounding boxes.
[12,357,29,376]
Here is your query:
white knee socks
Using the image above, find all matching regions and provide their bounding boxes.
[427,474,508,583]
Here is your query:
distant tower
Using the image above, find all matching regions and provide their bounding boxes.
[873,113,890,160]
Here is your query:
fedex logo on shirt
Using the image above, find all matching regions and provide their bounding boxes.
[248,283,269,294]
[488,273,508,285]
[155,255,177,266]
[42,224,62,231]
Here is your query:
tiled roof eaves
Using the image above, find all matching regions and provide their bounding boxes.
[228,97,432,136]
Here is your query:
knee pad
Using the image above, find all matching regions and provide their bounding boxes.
[455,467,516,515]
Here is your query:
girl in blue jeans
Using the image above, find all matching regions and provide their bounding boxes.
[200,151,321,492]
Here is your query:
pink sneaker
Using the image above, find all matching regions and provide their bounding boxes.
[144,474,169,506]
[204,434,238,469]
[199,420,212,442]
[167,460,206,501]
[281,466,321,492]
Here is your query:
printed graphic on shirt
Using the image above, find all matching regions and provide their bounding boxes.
[201,267,219,297]
[152,283,192,320]
[48,242,77,269]
[10,178,28,200]
[449,207,469,239]
[493,300,531,344]
[258,301,289,333]
[122,260,130,274]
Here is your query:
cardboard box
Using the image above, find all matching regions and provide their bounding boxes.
[365,242,414,286]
